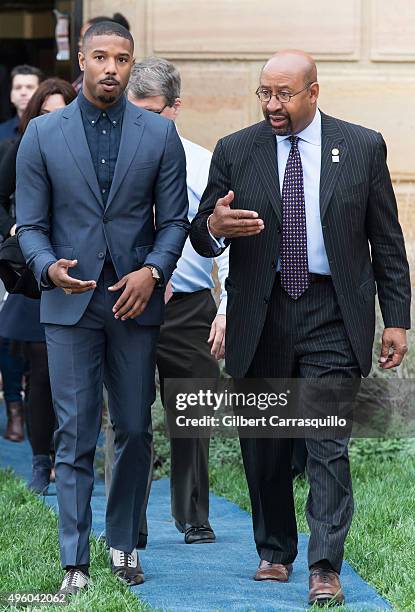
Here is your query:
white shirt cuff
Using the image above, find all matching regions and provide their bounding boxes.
[207,215,225,251]
[217,297,227,316]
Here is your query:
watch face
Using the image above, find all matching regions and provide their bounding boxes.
[146,265,160,280]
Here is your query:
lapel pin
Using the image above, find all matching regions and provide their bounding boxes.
[332,147,339,163]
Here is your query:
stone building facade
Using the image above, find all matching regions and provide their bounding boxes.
[84,0,415,265]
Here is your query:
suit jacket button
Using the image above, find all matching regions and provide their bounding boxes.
[98,252,105,259]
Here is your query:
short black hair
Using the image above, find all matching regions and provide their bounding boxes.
[86,13,130,31]
[112,13,130,31]
[87,15,111,26]
[82,20,134,52]
[11,64,44,83]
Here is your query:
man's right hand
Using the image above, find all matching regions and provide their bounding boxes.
[208,190,264,239]
[47,259,96,294]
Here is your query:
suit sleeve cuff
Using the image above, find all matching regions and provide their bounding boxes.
[41,261,56,289]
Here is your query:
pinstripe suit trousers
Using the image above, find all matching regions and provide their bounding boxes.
[243,274,361,574]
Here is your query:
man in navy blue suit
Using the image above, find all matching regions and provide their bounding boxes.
[16,22,189,595]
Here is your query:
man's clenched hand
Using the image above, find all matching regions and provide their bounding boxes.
[378,327,408,369]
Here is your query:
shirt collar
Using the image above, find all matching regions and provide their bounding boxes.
[276,108,321,146]
[78,90,126,126]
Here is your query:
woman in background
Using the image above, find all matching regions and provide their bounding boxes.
[0,78,76,492]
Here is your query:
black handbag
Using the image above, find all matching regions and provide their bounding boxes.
[0,235,40,299]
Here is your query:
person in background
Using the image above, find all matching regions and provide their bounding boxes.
[0,79,77,491]
[72,13,130,94]
[105,57,228,546]
[0,65,44,145]
[0,65,44,441]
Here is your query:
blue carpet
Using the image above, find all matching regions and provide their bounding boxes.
[0,403,390,611]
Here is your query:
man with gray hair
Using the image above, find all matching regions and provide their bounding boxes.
[106,57,229,544]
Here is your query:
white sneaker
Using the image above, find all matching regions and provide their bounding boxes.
[110,547,144,585]
[58,568,88,596]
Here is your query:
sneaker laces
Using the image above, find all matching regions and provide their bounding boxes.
[61,569,87,589]
[111,547,137,568]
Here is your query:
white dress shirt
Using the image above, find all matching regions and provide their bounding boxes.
[172,136,228,315]
[209,109,330,275]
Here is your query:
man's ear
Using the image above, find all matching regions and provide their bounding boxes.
[78,51,85,72]
[309,82,319,104]
[172,97,182,119]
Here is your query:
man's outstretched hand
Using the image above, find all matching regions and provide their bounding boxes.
[108,268,157,320]
[208,190,264,239]
[47,259,96,293]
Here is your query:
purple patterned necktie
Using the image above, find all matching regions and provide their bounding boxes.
[280,135,309,300]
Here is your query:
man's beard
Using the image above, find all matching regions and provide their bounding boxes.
[97,93,117,104]
[264,111,292,136]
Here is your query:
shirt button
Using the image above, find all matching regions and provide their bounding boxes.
[102,188,106,194]
[98,252,105,259]
[91,120,95,125]
[102,112,106,117]
[112,120,116,125]
[101,159,106,164]
[102,130,106,135]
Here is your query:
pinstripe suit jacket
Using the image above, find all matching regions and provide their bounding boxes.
[189,112,411,377]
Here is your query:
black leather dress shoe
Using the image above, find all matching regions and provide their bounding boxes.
[175,520,216,544]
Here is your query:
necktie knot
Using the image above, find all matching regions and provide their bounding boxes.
[289,135,299,148]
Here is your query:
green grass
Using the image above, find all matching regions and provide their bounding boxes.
[209,441,415,611]
[1,440,414,611]
[0,469,147,612]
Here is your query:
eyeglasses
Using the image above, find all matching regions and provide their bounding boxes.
[150,103,168,114]
[255,84,311,104]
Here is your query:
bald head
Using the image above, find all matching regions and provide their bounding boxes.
[262,50,317,86]
[258,49,319,136]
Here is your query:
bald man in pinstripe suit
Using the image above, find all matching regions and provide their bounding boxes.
[190,51,410,606]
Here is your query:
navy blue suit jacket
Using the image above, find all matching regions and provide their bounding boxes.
[15,97,189,326]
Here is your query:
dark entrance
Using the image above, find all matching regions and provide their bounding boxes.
[0,0,82,121]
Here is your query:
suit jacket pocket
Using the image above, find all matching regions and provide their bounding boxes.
[135,244,153,266]
[338,180,367,200]
[130,160,159,171]
[358,278,377,303]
